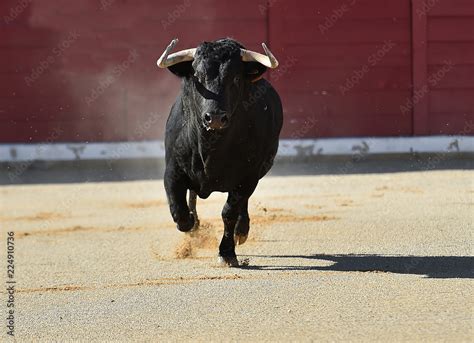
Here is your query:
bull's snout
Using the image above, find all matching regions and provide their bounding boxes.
[203,111,229,130]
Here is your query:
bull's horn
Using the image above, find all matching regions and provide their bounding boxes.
[157,38,196,68]
[241,43,279,68]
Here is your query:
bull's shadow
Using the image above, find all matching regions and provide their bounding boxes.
[241,254,474,279]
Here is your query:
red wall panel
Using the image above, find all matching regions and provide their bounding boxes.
[427,2,474,135]
[0,0,472,143]
[268,0,413,138]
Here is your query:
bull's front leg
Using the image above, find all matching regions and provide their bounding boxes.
[219,182,257,267]
[164,165,195,232]
[219,193,244,266]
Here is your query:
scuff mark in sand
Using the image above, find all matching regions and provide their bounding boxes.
[17,225,147,239]
[251,214,337,226]
[124,200,166,209]
[336,199,355,207]
[13,274,246,294]
[304,204,324,210]
[6,212,65,222]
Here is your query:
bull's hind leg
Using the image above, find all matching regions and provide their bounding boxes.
[234,199,250,245]
[188,190,200,230]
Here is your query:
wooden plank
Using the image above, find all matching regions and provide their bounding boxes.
[279,91,411,117]
[280,19,410,44]
[428,42,474,64]
[412,0,429,135]
[282,43,411,68]
[429,0,474,16]
[0,118,127,143]
[53,0,268,20]
[280,112,412,138]
[428,17,474,41]
[276,0,410,19]
[272,66,412,92]
[429,90,474,113]
[427,64,474,89]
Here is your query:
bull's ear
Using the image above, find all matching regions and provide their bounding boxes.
[244,62,267,82]
[168,61,193,78]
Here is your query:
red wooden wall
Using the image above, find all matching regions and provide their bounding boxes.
[426,0,474,134]
[0,0,472,143]
[270,0,412,138]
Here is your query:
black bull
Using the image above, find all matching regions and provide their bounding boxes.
[160,38,283,266]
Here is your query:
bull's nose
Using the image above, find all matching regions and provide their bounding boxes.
[203,112,228,129]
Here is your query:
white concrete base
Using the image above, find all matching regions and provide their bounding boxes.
[0,136,472,162]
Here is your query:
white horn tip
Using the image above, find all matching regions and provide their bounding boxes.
[157,38,180,68]
[261,43,279,68]
[169,38,179,49]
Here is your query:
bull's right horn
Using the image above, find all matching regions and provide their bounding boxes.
[157,38,196,68]
[241,43,279,69]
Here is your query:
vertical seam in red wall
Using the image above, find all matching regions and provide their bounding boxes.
[411,0,430,136]
[265,0,271,46]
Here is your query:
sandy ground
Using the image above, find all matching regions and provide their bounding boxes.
[0,170,473,342]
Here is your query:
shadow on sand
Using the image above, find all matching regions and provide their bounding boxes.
[241,254,474,279]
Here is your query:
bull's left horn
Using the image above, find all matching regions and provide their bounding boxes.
[157,38,196,68]
[241,43,279,69]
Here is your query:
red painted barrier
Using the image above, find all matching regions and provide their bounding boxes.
[0,0,472,143]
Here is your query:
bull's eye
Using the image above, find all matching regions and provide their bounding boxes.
[233,76,240,84]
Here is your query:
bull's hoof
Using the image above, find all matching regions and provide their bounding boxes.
[234,215,249,245]
[217,255,239,267]
[234,233,248,246]
[176,213,195,232]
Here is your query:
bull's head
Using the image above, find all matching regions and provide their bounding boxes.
[157,38,278,131]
